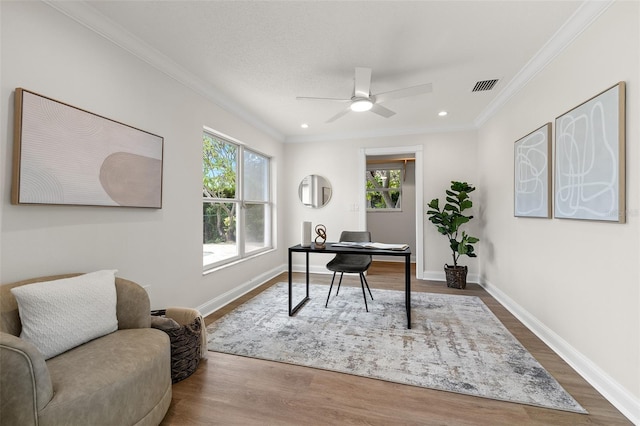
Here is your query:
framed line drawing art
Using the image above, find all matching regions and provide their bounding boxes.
[12,88,163,208]
[514,123,551,218]
[554,82,625,222]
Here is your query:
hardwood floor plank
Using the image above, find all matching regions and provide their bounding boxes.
[162,262,631,425]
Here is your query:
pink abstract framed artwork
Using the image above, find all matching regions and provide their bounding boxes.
[12,88,163,208]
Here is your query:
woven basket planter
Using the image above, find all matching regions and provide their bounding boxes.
[444,264,468,289]
[151,309,202,383]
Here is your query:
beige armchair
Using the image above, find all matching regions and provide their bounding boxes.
[0,274,172,426]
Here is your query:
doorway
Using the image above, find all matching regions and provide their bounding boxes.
[358,146,424,279]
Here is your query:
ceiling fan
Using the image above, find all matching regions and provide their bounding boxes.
[296,67,433,123]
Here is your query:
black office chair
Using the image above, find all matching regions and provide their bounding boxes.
[325,231,374,311]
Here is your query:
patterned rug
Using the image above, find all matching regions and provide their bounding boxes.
[207,282,586,413]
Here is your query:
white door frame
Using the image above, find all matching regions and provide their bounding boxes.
[358,145,424,280]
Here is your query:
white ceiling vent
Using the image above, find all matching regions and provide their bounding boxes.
[472,79,499,92]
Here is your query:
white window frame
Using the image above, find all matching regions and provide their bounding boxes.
[203,128,272,271]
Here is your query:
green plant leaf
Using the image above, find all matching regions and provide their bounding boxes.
[427,181,478,261]
[453,216,469,227]
[460,244,469,255]
[451,181,465,191]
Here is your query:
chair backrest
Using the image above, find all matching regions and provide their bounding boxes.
[326,231,373,274]
[339,230,371,244]
[339,230,372,263]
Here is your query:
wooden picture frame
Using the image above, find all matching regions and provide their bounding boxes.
[12,88,163,208]
[514,123,552,218]
[554,82,625,222]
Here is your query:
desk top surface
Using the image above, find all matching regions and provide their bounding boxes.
[289,242,411,255]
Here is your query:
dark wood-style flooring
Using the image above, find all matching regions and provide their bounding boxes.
[160,262,631,425]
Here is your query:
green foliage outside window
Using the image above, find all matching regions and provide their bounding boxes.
[366,169,402,209]
[203,134,237,244]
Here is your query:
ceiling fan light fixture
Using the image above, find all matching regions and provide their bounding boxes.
[350,98,373,112]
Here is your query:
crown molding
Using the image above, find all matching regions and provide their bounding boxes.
[41,0,285,142]
[474,0,615,127]
[42,0,612,144]
[284,123,477,144]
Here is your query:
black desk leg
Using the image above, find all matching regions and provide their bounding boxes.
[305,252,310,300]
[289,249,310,316]
[405,254,411,329]
[288,248,293,315]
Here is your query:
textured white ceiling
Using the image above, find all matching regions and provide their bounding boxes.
[51,1,603,142]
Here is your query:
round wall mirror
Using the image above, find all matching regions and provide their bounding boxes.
[298,175,332,208]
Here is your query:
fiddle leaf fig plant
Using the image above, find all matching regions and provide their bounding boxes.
[426,181,479,267]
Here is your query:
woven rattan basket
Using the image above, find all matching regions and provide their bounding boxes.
[444,264,468,289]
[151,309,202,383]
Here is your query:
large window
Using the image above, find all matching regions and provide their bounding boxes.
[203,130,271,270]
[366,168,402,210]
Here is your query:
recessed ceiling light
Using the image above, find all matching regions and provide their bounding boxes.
[350,98,373,112]
[438,111,448,117]
[301,123,309,128]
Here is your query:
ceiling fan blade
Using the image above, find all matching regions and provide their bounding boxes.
[370,104,396,118]
[374,83,433,104]
[296,96,351,102]
[326,107,351,123]
[354,67,372,98]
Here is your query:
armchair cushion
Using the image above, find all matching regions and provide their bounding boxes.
[10,270,118,360]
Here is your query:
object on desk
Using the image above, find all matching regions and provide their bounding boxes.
[314,224,327,249]
[301,221,312,247]
[333,241,409,251]
[326,231,374,311]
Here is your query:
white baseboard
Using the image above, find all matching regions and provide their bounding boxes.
[197,265,286,318]
[290,263,333,275]
[480,278,639,425]
[198,261,398,318]
[197,263,362,317]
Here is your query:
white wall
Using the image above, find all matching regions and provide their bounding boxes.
[0,2,285,311]
[283,130,479,277]
[477,0,639,419]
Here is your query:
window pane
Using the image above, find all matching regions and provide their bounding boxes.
[366,169,401,188]
[243,150,268,201]
[366,168,402,210]
[203,134,237,199]
[202,130,272,271]
[203,201,238,266]
[243,203,268,254]
[366,190,401,209]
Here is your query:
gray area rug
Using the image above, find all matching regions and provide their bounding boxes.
[207,282,586,413]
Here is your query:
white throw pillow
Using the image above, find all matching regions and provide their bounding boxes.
[11,270,119,360]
